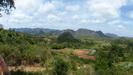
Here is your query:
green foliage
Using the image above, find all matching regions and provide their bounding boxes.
[53,58,70,75]
[0,30,52,66]
[50,40,95,49]
[94,39,133,74]
[1,29,133,75]
[51,43,66,49]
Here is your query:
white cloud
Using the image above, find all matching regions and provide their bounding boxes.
[1,0,43,24]
[58,11,67,15]
[32,23,43,27]
[80,19,103,24]
[80,20,89,24]
[15,0,42,14]
[91,19,104,23]
[72,15,80,20]
[87,0,126,20]
[129,11,133,18]
[39,2,56,14]
[51,0,65,9]
[117,25,124,30]
[9,14,32,23]
[108,20,121,25]
[66,5,80,11]
[123,21,133,25]
[47,14,61,22]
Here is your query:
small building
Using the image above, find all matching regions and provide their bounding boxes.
[88,50,96,55]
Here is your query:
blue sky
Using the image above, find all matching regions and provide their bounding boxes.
[0,0,133,37]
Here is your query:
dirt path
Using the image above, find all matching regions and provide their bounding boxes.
[8,66,45,71]
[73,50,96,60]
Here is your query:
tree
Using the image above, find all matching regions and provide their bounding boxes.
[0,0,15,16]
[53,58,70,75]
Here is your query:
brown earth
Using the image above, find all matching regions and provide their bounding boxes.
[73,50,96,60]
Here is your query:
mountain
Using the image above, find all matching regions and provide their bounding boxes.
[96,31,108,37]
[63,29,75,35]
[57,32,78,42]
[39,30,44,34]
[105,33,118,38]
[75,28,99,37]
[12,28,118,38]
[13,28,62,35]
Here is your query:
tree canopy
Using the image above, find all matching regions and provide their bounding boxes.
[0,0,15,16]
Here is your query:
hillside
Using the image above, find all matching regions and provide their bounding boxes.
[0,29,133,75]
[0,29,32,45]
[75,28,99,37]
[96,31,108,37]
[57,32,78,42]
[0,29,38,66]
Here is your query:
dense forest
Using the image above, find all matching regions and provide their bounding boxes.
[0,28,133,75]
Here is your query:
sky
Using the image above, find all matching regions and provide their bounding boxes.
[0,0,133,37]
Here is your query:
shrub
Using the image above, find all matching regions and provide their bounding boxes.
[53,58,70,75]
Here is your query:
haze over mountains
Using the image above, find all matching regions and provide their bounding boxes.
[12,28,119,38]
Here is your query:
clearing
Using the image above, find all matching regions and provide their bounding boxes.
[73,50,96,60]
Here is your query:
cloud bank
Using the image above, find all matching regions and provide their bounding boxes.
[0,0,133,37]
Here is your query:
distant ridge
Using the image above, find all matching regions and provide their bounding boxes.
[105,33,118,38]
[12,28,118,38]
[13,28,62,35]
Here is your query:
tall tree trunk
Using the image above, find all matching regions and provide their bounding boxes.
[0,55,11,75]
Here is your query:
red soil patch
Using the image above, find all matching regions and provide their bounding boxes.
[73,50,96,60]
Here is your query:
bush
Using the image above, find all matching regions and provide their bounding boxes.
[53,58,70,75]
[51,44,66,49]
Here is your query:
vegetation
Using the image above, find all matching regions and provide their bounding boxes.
[1,0,132,75]
[0,29,133,75]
